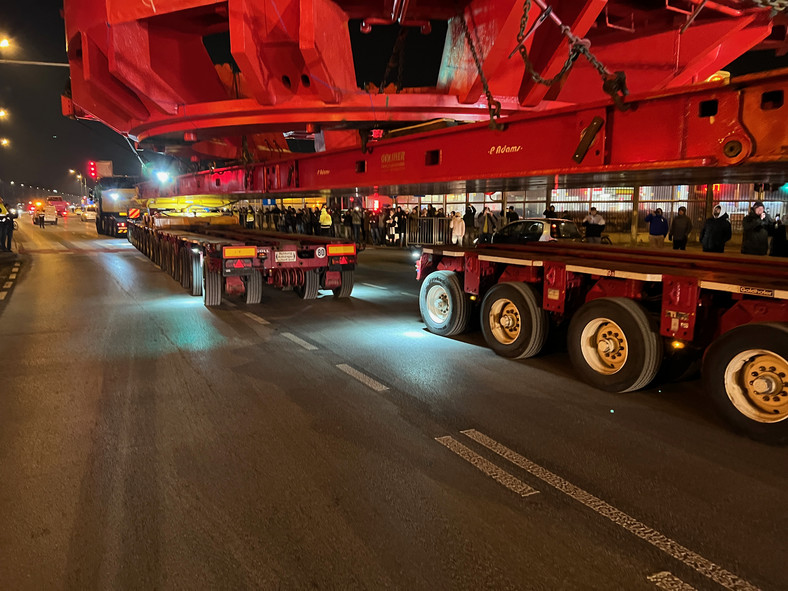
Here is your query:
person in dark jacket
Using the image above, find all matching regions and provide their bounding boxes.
[543,205,556,218]
[463,205,477,246]
[741,200,773,255]
[668,206,693,250]
[644,208,669,248]
[699,204,732,253]
[505,206,519,223]
[770,216,788,257]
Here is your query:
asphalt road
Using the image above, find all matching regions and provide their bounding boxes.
[0,216,786,590]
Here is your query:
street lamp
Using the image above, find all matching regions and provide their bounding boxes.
[0,108,7,118]
[0,39,9,49]
[0,138,9,147]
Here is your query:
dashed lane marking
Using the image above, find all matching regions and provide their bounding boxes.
[399,291,419,298]
[281,332,317,351]
[336,364,389,392]
[361,283,387,290]
[9,273,17,279]
[436,436,539,498]
[0,292,6,300]
[2,282,12,289]
[244,311,270,325]
[647,572,698,591]
[461,429,760,591]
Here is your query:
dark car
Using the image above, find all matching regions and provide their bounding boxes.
[490,218,583,245]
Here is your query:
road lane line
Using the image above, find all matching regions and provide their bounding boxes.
[435,436,539,498]
[244,311,269,325]
[336,364,388,392]
[361,283,387,290]
[0,292,7,300]
[647,572,698,591]
[2,281,12,289]
[9,273,17,279]
[399,291,419,298]
[461,429,760,591]
[281,332,317,350]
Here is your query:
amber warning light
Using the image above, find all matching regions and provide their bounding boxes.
[223,246,257,259]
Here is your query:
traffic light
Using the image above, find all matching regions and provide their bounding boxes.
[87,161,97,179]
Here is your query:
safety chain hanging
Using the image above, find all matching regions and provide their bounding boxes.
[457,8,504,130]
[515,0,630,111]
[750,0,788,13]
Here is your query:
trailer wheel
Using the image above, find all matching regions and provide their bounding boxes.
[295,269,320,300]
[481,282,548,359]
[190,252,203,297]
[419,270,470,337]
[703,323,788,444]
[568,297,662,393]
[180,248,192,289]
[245,271,263,305]
[203,267,223,307]
[332,270,354,299]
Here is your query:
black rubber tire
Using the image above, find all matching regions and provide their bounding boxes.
[703,323,788,444]
[295,270,320,300]
[180,247,192,289]
[419,270,470,337]
[567,297,662,393]
[332,270,354,299]
[203,267,223,307]
[245,271,263,305]
[190,252,203,297]
[481,282,549,359]
[95,219,103,235]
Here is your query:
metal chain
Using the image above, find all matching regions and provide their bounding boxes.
[516,0,629,110]
[750,0,788,11]
[457,8,504,130]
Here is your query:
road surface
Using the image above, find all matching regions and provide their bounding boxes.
[0,215,786,590]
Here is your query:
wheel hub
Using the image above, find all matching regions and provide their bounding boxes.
[426,284,451,324]
[580,318,628,375]
[489,298,521,345]
[725,350,788,423]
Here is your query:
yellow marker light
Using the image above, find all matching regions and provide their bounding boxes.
[671,340,686,350]
[223,245,257,259]
[327,244,356,256]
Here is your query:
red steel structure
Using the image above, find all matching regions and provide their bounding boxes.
[62,1,785,162]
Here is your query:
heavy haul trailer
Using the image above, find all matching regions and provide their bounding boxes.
[128,221,357,307]
[416,243,788,443]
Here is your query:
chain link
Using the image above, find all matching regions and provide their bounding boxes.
[750,0,788,11]
[516,0,629,110]
[457,8,504,130]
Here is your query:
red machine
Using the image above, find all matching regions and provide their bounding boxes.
[61,0,788,442]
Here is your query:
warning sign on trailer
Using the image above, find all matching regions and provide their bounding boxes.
[275,251,297,263]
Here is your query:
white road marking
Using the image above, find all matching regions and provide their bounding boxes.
[399,291,419,298]
[0,291,6,300]
[336,363,389,392]
[9,273,17,279]
[361,282,387,290]
[244,311,269,325]
[461,429,760,591]
[281,332,318,351]
[647,571,698,591]
[2,281,12,289]
[436,436,539,498]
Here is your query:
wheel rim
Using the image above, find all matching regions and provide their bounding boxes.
[724,349,788,423]
[426,284,451,325]
[579,317,628,375]
[489,298,520,345]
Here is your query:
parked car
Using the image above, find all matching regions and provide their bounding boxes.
[489,218,583,245]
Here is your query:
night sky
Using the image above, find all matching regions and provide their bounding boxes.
[0,2,783,204]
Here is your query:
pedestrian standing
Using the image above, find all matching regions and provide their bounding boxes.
[741,200,773,255]
[449,211,466,246]
[644,208,668,247]
[770,215,788,257]
[505,206,519,223]
[477,207,497,244]
[395,206,408,247]
[543,205,556,218]
[351,207,363,246]
[699,204,732,253]
[582,207,606,244]
[0,210,9,251]
[668,206,693,250]
[463,205,476,246]
[37,208,46,229]
[319,206,332,236]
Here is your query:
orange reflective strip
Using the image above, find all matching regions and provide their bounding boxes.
[327,244,356,256]
[223,246,257,258]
